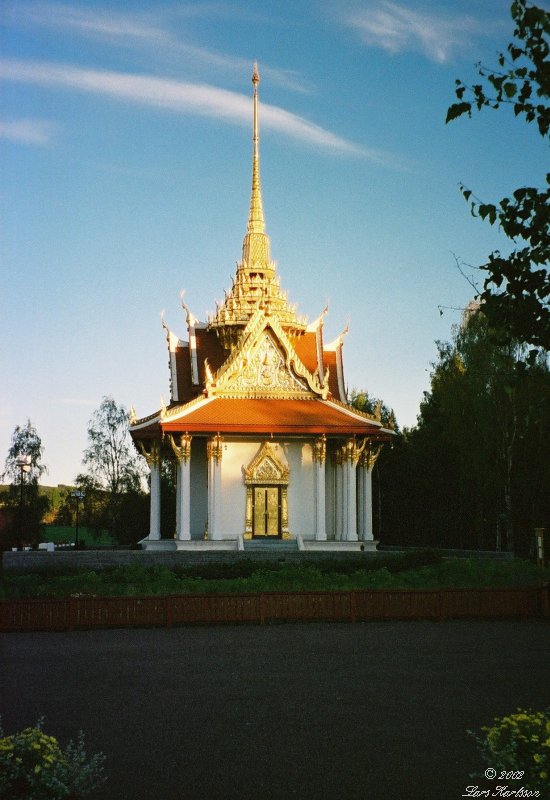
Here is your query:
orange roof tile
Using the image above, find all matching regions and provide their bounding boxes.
[292,330,319,376]
[161,397,390,437]
[323,350,342,400]
[195,328,226,377]
[174,345,196,403]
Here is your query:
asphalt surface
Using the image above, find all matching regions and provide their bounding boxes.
[1,620,549,800]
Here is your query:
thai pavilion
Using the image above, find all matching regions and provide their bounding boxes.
[130,66,394,551]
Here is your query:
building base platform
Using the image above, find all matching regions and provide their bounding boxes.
[139,536,378,553]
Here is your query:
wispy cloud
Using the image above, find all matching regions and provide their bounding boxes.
[0,118,57,145]
[342,1,483,63]
[13,2,308,93]
[0,58,391,161]
[22,3,175,44]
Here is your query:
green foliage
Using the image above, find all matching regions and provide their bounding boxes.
[0,556,547,599]
[80,397,148,544]
[1,421,51,549]
[159,459,176,540]
[83,397,142,494]
[2,420,48,485]
[349,388,398,431]
[378,310,550,554]
[1,485,50,550]
[446,0,549,352]
[41,526,114,547]
[469,708,550,791]
[0,718,106,799]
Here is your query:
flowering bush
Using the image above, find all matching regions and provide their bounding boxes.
[0,718,106,799]
[470,708,550,792]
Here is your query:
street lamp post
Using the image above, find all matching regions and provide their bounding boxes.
[15,454,31,550]
[71,490,85,548]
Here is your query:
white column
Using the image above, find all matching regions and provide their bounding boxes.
[312,436,327,541]
[334,448,344,541]
[343,439,358,541]
[141,441,161,540]
[150,461,161,540]
[169,434,192,541]
[357,455,373,541]
[207,435,223,540]
[325,451,335,540]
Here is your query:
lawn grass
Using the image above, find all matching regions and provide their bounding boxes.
[0,555,548,599]
[41,525,114,547]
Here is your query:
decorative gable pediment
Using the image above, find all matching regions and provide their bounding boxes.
[244,442,289,485]
[205,310,328,399]
[232,330,308,393]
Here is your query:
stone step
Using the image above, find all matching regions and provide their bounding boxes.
[243,539,298,551]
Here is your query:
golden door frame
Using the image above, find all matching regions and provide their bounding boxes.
[252,485,281,537]
[244,442,290,539]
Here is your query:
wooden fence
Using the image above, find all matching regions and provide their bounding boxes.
[1,586,548,632]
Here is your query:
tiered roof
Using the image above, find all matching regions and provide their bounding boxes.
[130,66,393,442]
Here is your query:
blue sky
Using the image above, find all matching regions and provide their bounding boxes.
[1,0,546,486]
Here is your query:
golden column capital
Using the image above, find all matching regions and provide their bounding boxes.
[207,434,224,464]
[137,439,162,468]
[312,434,326,464]
[344,438,356,463]
[168,433,192,464]
[360,443,384,470]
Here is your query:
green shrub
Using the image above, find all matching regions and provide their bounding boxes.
[175,559,285,580]
[469,708,550,792]
[1,556,548,598]
[0,718,106,799]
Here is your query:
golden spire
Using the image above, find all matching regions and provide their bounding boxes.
[207,64,306,344]
[248,63,264,235]
[242,63,270,267]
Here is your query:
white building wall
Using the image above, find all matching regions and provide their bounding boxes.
[181,437,326,540]
[210,438,317,540]
[281,440,315,539]
[218,440,260,537]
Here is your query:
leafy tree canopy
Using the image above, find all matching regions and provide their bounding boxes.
[2,419,47,485]
[446,0,549,353]
[411,306,550,552]
[349,388,398,432]
[82,396,143,495]
[80,397,146,542]
[1,421,50,548]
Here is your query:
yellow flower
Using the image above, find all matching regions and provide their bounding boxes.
[534,753,542,763]
[539,771,547,780]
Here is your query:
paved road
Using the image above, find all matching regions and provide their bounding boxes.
[1,621,548,800]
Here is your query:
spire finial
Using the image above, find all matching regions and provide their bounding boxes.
[209,65,305,337]
[247,62,264,236]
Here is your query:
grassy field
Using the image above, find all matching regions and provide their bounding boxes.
[1,553,548,599]
[41,525,114,547]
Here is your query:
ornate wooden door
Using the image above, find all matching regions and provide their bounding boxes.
[253,486,281,537]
